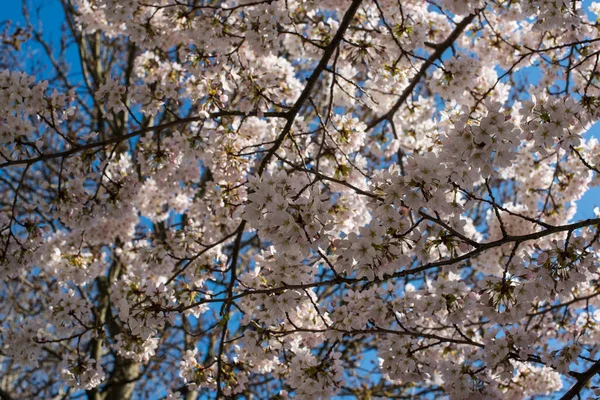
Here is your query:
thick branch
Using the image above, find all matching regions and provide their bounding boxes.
[366,12,477,130]
[561,361,600,400]
[0,111,287,169]
[257,0,364,175]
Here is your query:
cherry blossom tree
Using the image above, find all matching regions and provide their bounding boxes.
[3,0,600,398]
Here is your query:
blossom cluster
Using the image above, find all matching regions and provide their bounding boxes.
[2,0,600,399]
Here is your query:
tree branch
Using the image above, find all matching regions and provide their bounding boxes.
[366,12,477,130]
